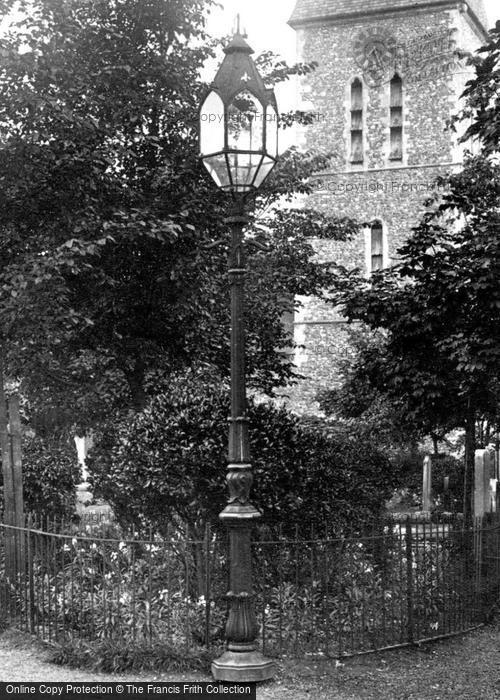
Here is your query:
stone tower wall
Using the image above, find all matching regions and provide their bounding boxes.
[285,4,487,414]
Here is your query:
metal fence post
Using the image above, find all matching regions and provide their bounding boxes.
[27,514,35,633]
[405,517,414,644]
[205,522,211,648]
[9,396,24,577]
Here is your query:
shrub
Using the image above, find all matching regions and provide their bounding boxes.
[50,638,216,673]
[0,435,81,520]
[87,371,397,536]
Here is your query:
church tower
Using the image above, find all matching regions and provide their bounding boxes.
[286,0,489,413]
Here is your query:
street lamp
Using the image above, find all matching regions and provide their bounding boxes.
[199,24,278,683]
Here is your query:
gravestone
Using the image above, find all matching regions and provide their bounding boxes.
[474,447,496,518]
[422,455,432,512]
[74,433,93,513]
[443,476,451,512]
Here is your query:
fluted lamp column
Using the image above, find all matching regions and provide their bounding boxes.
[199,23,279,683]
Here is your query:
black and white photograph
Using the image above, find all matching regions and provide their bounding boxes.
[0,0,499,697]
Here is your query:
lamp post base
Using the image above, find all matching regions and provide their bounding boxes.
[211,650,275,682]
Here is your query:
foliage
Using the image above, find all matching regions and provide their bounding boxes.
[49,637,216,674]
[22,523,226,649]
[454,21,500,155]
[87,371,396,535]
[0,435,81,520]
[41,524,223,672]
[317,326,422,453]
[256,530,471,655]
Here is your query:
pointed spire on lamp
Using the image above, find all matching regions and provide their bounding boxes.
[233,12,248,39]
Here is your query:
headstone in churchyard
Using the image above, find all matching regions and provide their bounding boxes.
[486,444,497,514]
[423,455,432,512]
[443,476,451,512]
[75,433,92,513]
[474,447,497,518]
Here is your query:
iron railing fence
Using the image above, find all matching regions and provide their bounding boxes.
[0,515,229,650]
[1,514,499,659]
[253,516,500,657]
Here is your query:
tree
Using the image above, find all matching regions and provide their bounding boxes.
[317,326,423,453]
[328,165,499,519]
[0,0,358,431]
[455,20,500,156]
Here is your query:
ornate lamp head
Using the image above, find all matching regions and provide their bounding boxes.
[199,27,279,195]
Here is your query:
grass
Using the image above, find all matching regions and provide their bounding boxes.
[258,621,500,699]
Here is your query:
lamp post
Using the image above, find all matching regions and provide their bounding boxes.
[199,25,278,683]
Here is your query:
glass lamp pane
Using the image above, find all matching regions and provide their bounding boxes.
[203,154,231,189]
[227,151,262,191]
[265,106,279,158]
[253,156,276,188]
[227,90,264,153]
[200,91,225,156]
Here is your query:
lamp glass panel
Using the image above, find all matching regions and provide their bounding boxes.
[253,156,276,188]
[227,151,262,191]
[203,154,231,188]
[227,91,264,153]
[265,106,278,158]
[200,91,225,156]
